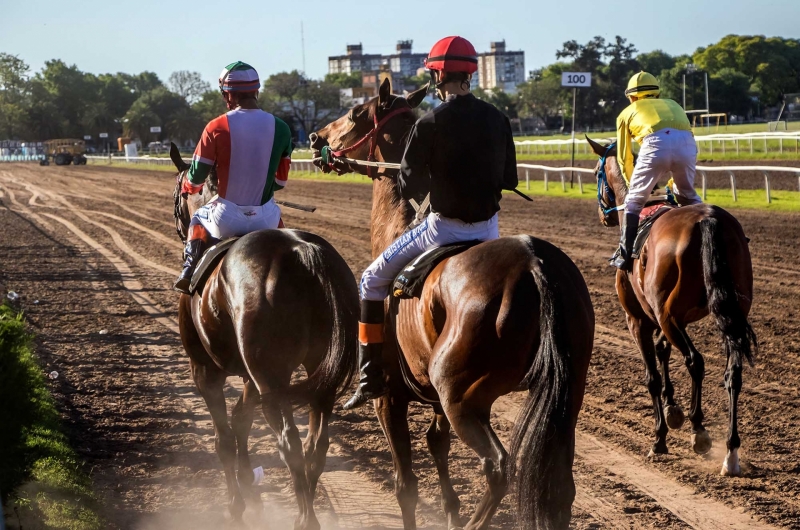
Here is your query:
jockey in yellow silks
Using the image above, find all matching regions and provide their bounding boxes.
[611,71,702,270]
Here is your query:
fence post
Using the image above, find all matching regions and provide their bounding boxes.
[701,171,707,200]
[736,138,739,155]
[578,174,584,194]
[764,172,771,203]
[750,138,753,155]
[710,140,713,155]
[780,138,783,154]
[764,137,768,153]
[544,171,549,191]
[729,171,737,202]
[526,169,530,190]
[560,171,566,192]
[722,139,725,155]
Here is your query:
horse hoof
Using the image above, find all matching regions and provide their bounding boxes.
[665,405,685,430]
[228,494,246,522]
[691,430,712,455]
[647,445,668,458]
[721,448,741,477]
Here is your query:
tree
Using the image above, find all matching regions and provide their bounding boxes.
[517,75,565,129]
[473,88,519,119]
[0,53,31,138]
[637,50,676,78]
[192,90,227,124]
[324,71,362,89]
[123,98,160,142]
[261,70,341,140]
[168,70,211,104]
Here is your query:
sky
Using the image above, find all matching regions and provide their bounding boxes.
[2,0,799,87]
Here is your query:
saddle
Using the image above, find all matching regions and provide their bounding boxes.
[392,241,483,299]
[188,237,239,295]
[631,204,675,260]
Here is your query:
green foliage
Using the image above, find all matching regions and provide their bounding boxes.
[0,303,103,529]
[192,90,227,124]
[324,71,362,89]
[261,70,341,139]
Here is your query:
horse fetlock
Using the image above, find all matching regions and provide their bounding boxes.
[721,448,741,477]
[228,492,246,521]
[691,429,713,455]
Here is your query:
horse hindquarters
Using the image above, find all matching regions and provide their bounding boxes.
[508,241,594,530]
[699,213,757,476]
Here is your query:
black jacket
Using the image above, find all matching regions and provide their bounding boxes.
[398,94,518,223]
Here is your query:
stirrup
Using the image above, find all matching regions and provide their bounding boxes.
[342,384,389,410]
[173,277,191,295]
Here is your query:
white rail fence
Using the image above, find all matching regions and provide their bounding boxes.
[513,132,800,156]
[75,156,800,204]
[516,164,800,204]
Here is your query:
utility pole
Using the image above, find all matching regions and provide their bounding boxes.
[300,21,306,74]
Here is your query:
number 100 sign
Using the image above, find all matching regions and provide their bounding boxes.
[561,72,592,88]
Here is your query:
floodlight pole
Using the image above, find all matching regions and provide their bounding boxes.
[570,86,577,187]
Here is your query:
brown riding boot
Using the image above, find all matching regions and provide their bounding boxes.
[343,300,389,410]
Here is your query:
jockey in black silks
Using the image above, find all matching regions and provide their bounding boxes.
[344,36,519,409]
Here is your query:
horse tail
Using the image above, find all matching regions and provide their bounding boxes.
[700,214,758,368]
[286,240,359,404]
[509,244,580,530]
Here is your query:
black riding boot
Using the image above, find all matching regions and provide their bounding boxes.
[173,239,206,294]
[610,213,640,271]
[343,300,389,410]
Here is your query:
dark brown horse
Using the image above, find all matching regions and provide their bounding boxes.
[587,137,757,476]
[311,78,595,530]
[169,147,358,529]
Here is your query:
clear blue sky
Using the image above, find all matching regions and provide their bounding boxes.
[2,0,799,86]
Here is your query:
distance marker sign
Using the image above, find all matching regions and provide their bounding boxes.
[561,72,592,87]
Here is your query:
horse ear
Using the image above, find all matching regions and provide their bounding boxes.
[378,77,391,107]
[406,82,429,109]
[585,135,607,156]
[170,142,189,172]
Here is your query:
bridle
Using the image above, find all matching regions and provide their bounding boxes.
[596,142,625,221]
[320,105,413,179]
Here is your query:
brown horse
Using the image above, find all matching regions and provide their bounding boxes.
[169,146,358,529]
[587,137,757,476]
[310,78,595,530]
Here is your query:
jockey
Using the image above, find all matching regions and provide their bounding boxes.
[173,61,293,294]
[611,71,702,271]
[343,36,519,409]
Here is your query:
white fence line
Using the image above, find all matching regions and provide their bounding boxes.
[83,155,799,204]
[513,132,800,156]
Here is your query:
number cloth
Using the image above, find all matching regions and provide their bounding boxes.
[188,109,292,206]
[616,97,692,184]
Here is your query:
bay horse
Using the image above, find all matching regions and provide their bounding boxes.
[587,137,757,476]
[169,146,358,529]
[310,78,595,530]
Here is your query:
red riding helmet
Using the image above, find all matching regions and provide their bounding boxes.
[425,36,478,74]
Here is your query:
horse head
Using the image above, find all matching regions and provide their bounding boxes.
[169,142,218,242]
[587,135,625,228]
[309,77,428,177]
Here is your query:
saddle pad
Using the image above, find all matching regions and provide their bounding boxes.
[631,205,674,260]
[189,237,240,295]
[392,241,483,299]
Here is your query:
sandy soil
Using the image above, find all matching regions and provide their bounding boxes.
[1,163,798,529]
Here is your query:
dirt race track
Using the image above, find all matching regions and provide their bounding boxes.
[1,163,799,530]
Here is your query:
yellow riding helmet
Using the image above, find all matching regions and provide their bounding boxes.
[625,71,660,98]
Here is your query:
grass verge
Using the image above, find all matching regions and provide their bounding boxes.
[0,302,103,530]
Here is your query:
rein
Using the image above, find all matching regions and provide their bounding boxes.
[173,171,188,243]
[320,106,413,179]
[596,142,625,218]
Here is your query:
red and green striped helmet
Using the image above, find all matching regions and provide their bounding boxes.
[218,61,260,92]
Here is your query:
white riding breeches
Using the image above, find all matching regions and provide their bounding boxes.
[191,196,282,240]
[359,212,499,301]
[624,128,702,216]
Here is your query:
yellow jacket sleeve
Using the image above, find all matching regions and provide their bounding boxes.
[616,109,635,184]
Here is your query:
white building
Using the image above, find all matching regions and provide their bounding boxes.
[476,41,525,93]
[328,41,426,78]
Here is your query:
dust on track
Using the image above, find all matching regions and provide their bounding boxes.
[1,163,798,529]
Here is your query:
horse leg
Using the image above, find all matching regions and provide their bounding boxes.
[443,403,507,530]
[374,394,419,530]
[721,351,743,476]
[303,394,334,503]
[231,378,260,504]
[629,317,669,456]
[261,394,318,530]
[655,331,685,429]
[661,319,711,455]
[191,361,245,520]
[425,408,462,529]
